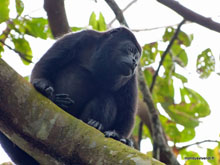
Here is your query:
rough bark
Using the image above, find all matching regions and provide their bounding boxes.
[0,58,163,164]
[44,0,70,38]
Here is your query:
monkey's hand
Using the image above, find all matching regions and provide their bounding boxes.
[104,130,134,147]
[32,78,54,97]
[32,78,74,109]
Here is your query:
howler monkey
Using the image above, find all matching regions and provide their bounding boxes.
[0,27,142,164]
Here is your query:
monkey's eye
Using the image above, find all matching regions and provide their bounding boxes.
[128,47,136,53]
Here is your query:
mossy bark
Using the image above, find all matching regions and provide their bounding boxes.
[0,59,163,164]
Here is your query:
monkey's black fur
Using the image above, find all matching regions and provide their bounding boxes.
[0,27,141,164]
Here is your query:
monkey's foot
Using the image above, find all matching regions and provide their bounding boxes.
[87,119,104,131]
[104,130,134,147]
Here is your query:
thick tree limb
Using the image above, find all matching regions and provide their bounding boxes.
[44,0,70,38]
[138,65,179,165]
[0,58,163,164]
[157,0,220,33]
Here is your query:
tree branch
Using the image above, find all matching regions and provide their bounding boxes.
[157,0,220,33]
[44,0,70,38]
[108,0,137,27]
[150,19,186,92]
[105,0,128,27]
[179,140,219,151]
[0,58,163,164]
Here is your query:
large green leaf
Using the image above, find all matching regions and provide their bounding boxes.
[0,0,9,23]
[160,87,210,128]
[160,115,195,143]
[163,27,193,47]
[196,48,215,78]
[153,76,174,105]
[12,37,32,65]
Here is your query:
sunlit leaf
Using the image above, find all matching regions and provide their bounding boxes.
[98,13,106,31]
[163,27,193,47]
[0,0,9,23]
[24,18,50,39]
[173,73,188,83]
[180,149,203,165]
[12,37,32,65]
[196,48,215,78]
[89,12,106,31]
[171,41,188,67]
[141,42,158,66]
[15,0,24,16]
[89,12,98,30]
[71,27,83,32]
[207,146,220,165]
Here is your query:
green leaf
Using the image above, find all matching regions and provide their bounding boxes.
[160,115,195,143]
[12,37,33,65]
[173,73,188,83]
[141,42,158,66]
[0,43,4,57]
[24,18,50,39]
[89,12,98,30]
[163,27,175,42]
[163,27,193,47]
[196,48,215,78]
[0,0,9,23]
[15,0,24,16]
[98,13,106,31]
[89,12,106,31]
[153,76,174,104]
[207,147,219,165]
[180,149,203,165]
[71,27,83,32]
[171,41,188,67]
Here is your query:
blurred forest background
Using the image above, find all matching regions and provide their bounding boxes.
[0,0,220,164]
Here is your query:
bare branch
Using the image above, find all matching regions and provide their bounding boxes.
[179,140,219,151]
[150,19,185,92]
[157,0,220,33]
[108,0,137,27]
[105,0,128,27]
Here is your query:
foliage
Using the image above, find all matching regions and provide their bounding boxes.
[0,0,51,64]
[135,26,214,163]
[89,12,107,31]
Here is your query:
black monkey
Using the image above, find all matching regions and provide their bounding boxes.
[0,27,141,164]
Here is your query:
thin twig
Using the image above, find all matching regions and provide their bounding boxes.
[150,19,186,92]
[179,140,219,151]
[0,40,32,63]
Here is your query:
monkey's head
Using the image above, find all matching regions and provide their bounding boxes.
[92,27,142,78]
